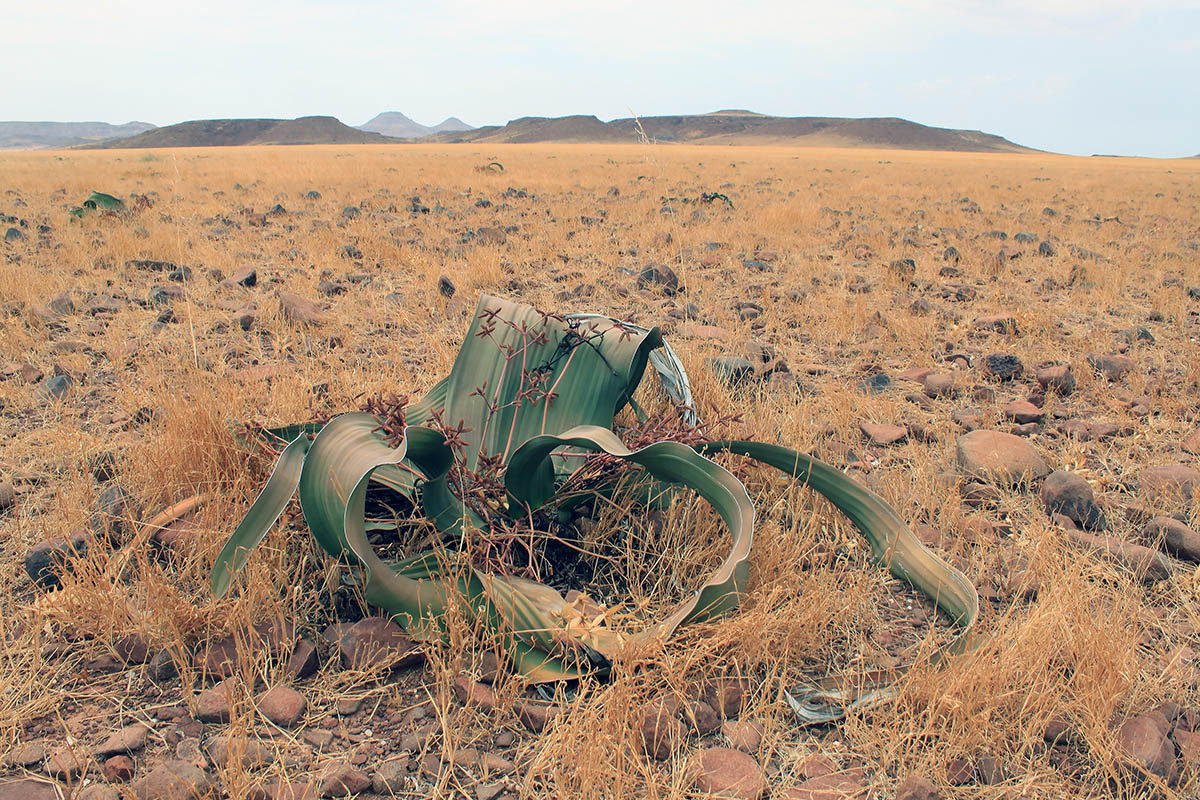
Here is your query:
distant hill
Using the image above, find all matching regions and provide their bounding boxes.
[0,121,156,150]
[358,112,473,139]
[83,116,396,148]
[426,110,1033,152]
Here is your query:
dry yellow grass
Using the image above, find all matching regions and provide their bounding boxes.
[0,143,1199,799]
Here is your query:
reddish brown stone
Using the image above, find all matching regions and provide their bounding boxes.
[638,705,680,761]
[264,780,318,800]
[1004,399,1044,424]
[895,775,940,800]
[973,314,1017,334]
[102,755,135,782]
[956,430,1049,485]
[318,762,370,797]
[1041,471,1105,530]
[5,742,46,768]
[705,677,749,718]
[1141,465,1200,503]
[0,779,64,800]
[1067,529,1171,582]
[1115,713,1176,780]
[452,676,497,711]
[945,757,975,785]
[516,701,561,733]
[781,773,869,799]
[1143,517,1200,562]
[286,639,318,680]
[860,422,908,446]
[257,685,307,727]
[1088,352,1134,381]
[94,724,149,757]
[898,367,933,383]
[1036,364,1075,395]
[799,754,838,780]
[684,700,721,735]
[922,373,956,398]
[193,679,235,723]
[44,747,90,780]
[692,747,765,799]
[112,634,150,665]
[131,760,211,800]
[722,719,764,753]
[334,617,422,671]
[279,292,326,326]
[1176,727,1200,768]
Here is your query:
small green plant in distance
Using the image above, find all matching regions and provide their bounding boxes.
[211,294,979,724]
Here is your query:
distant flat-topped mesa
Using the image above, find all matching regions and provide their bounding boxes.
[424,110,1034,152]
[0,121,156,150]
[81,116,398,148]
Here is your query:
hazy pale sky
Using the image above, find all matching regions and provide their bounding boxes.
[5,0,1198,157]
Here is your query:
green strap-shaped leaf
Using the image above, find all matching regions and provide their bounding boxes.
[506,424,755,638]
[568,312,696,425]
[699,440,980,725]
[211,434,311,597]
[430,296,664,472]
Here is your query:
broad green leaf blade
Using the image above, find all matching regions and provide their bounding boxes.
[507,424,755,640]
[210,434,311,597]
[432,295,663,471]
[699,440,980,725]
[298,413,410,559]
[368,425,455,510]
[568,312,696,424]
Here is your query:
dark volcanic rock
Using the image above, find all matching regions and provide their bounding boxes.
[1041,471,1106,530]
[93,485,141,542]
[637,263,680,295]
[707,356,756,386]
[35,373,74,402]
[25,534,89,588]
[982,353,1023,380]
[1087,352,1134,381]
[1142,517,1200,562]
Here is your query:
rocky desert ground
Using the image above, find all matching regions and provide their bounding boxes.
[1,143,1199,799]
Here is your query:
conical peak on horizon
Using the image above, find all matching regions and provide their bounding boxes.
[358,112,474,139]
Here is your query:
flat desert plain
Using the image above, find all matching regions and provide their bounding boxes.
[1,144,1199,799]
